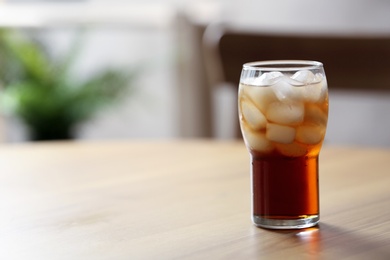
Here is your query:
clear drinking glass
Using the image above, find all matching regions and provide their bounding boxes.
[238,60,328,229]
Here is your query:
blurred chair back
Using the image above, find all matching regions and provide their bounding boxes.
[204,25,390,91]
[203,24,390,142]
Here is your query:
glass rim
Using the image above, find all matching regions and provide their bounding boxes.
[243,60,323,71]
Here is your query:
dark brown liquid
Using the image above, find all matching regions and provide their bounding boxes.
[251,155,319,218]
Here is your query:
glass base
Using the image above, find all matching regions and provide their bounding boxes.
[253,215,319,229]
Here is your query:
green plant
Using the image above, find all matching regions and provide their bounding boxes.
[0,29,135,141]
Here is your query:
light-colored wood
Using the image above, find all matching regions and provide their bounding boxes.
[0,140,390,259]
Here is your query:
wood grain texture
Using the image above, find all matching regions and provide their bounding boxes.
[0,140,389,259]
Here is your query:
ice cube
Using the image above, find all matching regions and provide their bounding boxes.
[241,125,274,153]
[240,99,267,130]
[266,101,304,125]
[275,142,308,157]
[302,81,327,103]
[304,104,328,127]
[241,72,283,86]
[271,77,297,101]
[241,84,278,113]
[275,79,315,102]
[296,124,325,145]
[314,73,324,83]
[256,71,284,86]
[284,76,305,86]
[266,123,296,144]
[291,70,316,85]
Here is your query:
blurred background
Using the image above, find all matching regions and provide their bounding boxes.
[1,0,390,146]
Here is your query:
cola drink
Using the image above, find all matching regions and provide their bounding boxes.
[238,61,328,229]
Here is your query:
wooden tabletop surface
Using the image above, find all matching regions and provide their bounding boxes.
[0,140,390,259]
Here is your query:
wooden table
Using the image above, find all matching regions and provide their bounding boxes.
[1,140,390,259]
